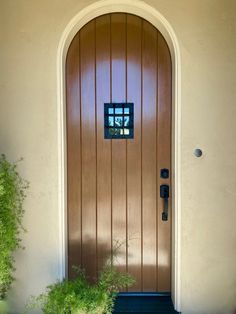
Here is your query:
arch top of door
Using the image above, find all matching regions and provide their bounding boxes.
[57,0,181,312]
[58,0,180,64]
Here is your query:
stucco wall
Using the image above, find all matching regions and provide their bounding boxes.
[0,1,236,313]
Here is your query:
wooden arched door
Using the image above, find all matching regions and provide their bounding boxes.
[66,13,171,292]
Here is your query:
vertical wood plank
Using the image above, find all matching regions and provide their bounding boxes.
[111,13,127,272]
[142,20,158,291]
[157,32,172,291]
[95,15,112,271]
[66,36,81,278]
[80,20,97,281]
[126,14,142,291]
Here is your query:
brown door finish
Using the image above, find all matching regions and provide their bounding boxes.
[66,13,172,292]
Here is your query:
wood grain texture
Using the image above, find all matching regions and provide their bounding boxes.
[66,13,172,292]
[142,20,158,291]
[66,35,81,278]
[157,32,172,291]
[95,15,112,272]
[111,13,127,274]
[80,20,97,281]
[126,14,142,291]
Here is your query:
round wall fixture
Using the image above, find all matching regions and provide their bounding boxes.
[194,148,203,157]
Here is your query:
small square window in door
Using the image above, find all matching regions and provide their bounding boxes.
[104,103,134,139]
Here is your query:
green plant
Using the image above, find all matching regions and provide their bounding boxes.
[0,154,28,300]
[26,264,135,314]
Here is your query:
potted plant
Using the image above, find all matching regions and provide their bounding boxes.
[26,263,135,314]
[0,155,28,313]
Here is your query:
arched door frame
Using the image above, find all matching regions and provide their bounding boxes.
[57,0,181,311]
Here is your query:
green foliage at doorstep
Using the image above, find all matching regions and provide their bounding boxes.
[26,265,135,314]
[0,155,28,300]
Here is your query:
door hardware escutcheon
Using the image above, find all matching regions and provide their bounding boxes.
[160,184,169,221]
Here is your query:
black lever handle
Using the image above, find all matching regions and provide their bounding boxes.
[160,184,169,221]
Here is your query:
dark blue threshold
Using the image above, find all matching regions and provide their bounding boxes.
[114,293,180,314]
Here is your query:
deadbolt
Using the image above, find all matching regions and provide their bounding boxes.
[160,168,169,179]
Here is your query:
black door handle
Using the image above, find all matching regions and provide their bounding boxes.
[160,184,169,221]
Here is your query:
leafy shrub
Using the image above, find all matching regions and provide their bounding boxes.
[0,155,28,299]
[26,265,135,314]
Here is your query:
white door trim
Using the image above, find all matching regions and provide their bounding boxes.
[57,0,182,311]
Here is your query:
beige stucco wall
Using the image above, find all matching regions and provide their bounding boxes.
[0,0,236,313]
